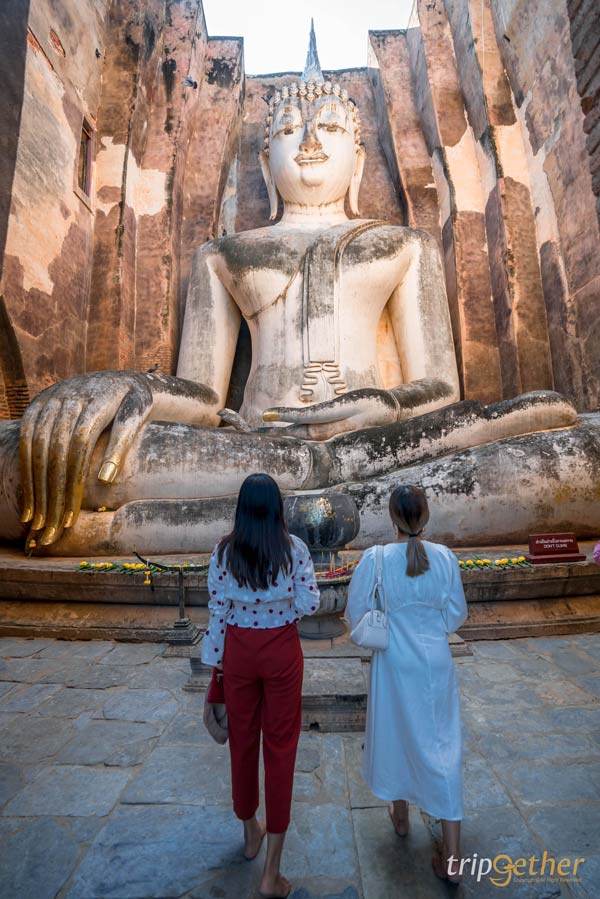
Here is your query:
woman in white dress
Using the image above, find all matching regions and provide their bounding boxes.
[346,484,468,883]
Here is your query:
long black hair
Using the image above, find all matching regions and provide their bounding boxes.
[217,473,293,590]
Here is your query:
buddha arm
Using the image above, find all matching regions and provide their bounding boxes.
[385,231,460,417]
[176,242,242,419]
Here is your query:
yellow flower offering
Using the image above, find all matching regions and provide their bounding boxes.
[495,559,502,566]
[518,556,526,563]
[465,560,474,567]
[79,561,89,568]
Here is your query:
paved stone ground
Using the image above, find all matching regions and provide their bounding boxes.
[0,633,599,899]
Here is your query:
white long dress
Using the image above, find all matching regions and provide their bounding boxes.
[345,541,468,820]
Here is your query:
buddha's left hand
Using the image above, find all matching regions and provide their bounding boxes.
[262,388,399,440]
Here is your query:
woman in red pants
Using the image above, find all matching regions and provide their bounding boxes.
[201,473,320,899]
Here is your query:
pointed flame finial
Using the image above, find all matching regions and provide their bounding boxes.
[302,18,323,83]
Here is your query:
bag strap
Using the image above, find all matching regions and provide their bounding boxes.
[372,545,387,617]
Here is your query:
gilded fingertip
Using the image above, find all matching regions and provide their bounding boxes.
[62,510,74,529]
[20,507,33,524]
[31,513,45,531]
[39,526,57,546]
[98,461,117,484]
[262,411,280,422]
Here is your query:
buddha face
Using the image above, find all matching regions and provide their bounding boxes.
[267,96,360,208]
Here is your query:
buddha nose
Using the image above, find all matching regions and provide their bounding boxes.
[299,126,322,155]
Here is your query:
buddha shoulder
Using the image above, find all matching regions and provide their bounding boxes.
[341,223,438,266]
[192,227,315,276]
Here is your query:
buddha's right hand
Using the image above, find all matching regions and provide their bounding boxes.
[19,370,218,547]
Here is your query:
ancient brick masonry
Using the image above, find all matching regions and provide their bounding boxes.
[0,0,598,417]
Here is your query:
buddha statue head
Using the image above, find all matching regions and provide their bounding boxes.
[259,21,366,220]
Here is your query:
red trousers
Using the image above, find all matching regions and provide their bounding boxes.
[223,622,303,833]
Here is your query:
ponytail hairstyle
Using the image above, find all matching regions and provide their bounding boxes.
[389,484,430,578]
[217,473,293,590]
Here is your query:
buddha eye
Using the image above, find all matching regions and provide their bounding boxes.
[318,122,344,133]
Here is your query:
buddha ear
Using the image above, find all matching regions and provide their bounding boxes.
[348,145,366,217]
[259,150,279,221]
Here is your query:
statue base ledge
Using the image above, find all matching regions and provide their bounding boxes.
[0,544,599,645]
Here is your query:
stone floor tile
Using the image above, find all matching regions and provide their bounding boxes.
[0,818,80,899]
[574,676,600,698]
[510,652,576,678]
[120,744,231,805]
[123,660,190,691]
[532,677,600,706]
[35,686,120,718]
[352,804,447,899]
[576,639,600,661]
[295,732,321,772]
[527,803,600,855]
[0,681,62,711]
[158,708,212,746]
[38,660,133,688]
[478,730,598,762]
[2,765,130,816]
[462,753,514,811]
[0,637,54,657]
[0,762,25,808]
[565,853,600,899]
[288,888,360,899]
[543,648,599,675]
[284,803,358,880]
[543,706,600,731]
[519,637,574,652]
[0,680,19,698]
[0,715,76,762]
[56,719,163,765]
[35,640,115,660]
[471,640,523,660]
[343,734,386,810]
[97,688,179,723]
[293,734,347,804]
[470,659,525,684]
[63,805,243,899]
[99,643,165,666]
[502,760,600,806]
[0,656,66,683]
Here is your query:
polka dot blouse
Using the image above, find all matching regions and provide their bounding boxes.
[201,535,320,667]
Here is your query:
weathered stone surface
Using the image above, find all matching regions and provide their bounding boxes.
[97,688,178,723]
[504,760,600,805]
[0,818,80,899]
[527,802,600,854]
[0,0,110,405]
[367,31,440,243]
[0,762,25,808]
[56,719,162,765]
[285,803,358,880]
[0,682,61,711]
[64,805,243,899]
[3,765,130,816]
[36,687,118,717]
[352,805,448,899]
[98,643,164,666]
[120,744,231,805]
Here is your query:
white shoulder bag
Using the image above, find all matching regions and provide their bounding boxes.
[350,545,389,651]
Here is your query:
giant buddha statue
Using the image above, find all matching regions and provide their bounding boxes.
[0,27,598,554]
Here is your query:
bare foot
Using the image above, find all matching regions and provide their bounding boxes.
[388,802,409,836]
[259,872,292,898]
[432,843,462,884]
[243,818,266,860]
